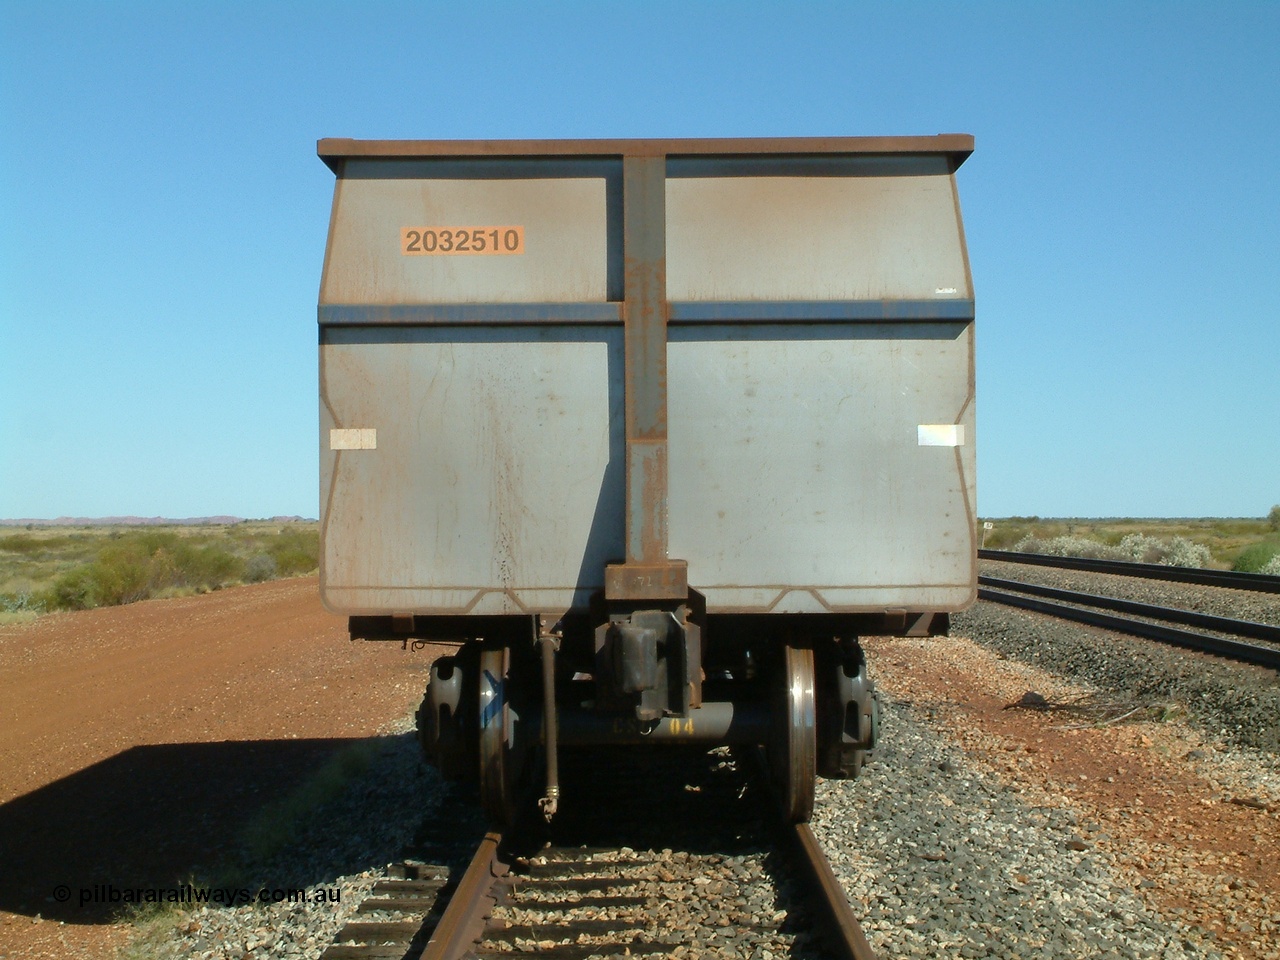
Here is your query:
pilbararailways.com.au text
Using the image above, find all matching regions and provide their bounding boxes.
[54,883,341,908]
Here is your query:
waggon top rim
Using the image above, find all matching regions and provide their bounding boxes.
[317,134,974,172]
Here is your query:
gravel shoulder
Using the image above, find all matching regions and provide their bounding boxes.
[959,585,1280,754]
[132,714,451,960]
[820,630,1279,959]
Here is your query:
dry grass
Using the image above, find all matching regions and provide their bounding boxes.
[0,522,319,614]
[980,516,1278,570]
[1003,689,1183,729]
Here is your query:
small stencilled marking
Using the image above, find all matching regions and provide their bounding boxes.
[918,424,964,447]
[330,428,377,450]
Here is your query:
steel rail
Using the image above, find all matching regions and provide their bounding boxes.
[979,549,1280,594]
[979,576,1280,644]
[427,816,880,960]
[785,822,879,960]
[978,587,1280,671]
[420,828,507,960]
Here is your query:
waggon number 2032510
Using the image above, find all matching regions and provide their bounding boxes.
[400,226,525,255]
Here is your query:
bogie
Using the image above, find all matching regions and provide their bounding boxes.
[414,627,880,824]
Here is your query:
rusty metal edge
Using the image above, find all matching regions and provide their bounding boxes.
[420,828,507,960]
[605,560,688,601]
[318,135,974,170]
[316,300,974,326]
[618,154,670,575]
[789,822,879,960]
[317,303,624,325]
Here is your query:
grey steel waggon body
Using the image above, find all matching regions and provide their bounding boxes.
[317,135,976,822]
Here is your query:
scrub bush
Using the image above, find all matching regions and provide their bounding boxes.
[0,592,44,613]
[1233,542,1280,574]
[2,523,320,615]
[40,533,287,610]
[1013,533,1211,568]
[244,553,278,583]
[265,527,320,576]
[1159,536,1213,569]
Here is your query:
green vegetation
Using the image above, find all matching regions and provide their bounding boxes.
[1233,541,1280,574]
[0,522,319,616]
[116,900,192,960]
[979,513,1280,572]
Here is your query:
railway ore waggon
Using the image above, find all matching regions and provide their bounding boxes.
[316,136,977,823]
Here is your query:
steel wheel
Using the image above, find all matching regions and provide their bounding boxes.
[478,643,518,824]
[772,643,816,822]
[416,655,467,780]
[818,644,880,780]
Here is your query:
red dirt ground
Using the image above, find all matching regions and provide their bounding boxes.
[0,577,437,959]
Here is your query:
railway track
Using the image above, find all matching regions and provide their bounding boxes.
[977,562,1280,671]
[978,549,1280,593]
[318,793,487,960]
[322,747,877,960]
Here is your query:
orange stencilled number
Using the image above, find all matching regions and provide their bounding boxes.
[401,227,524,255]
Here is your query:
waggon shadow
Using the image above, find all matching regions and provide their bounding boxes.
[0,734,416,924]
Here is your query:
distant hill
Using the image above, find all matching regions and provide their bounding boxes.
[0,516,313,527]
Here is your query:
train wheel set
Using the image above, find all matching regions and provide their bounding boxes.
[415,627,881,824]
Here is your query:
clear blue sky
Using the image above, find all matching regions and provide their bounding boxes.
[1,1,1276,520]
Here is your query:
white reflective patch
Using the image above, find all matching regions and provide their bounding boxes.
[329,428,377,450]
[918,424,964,447]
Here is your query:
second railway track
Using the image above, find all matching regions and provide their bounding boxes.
[978,549,1280,594]
[977,556,1280,670]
